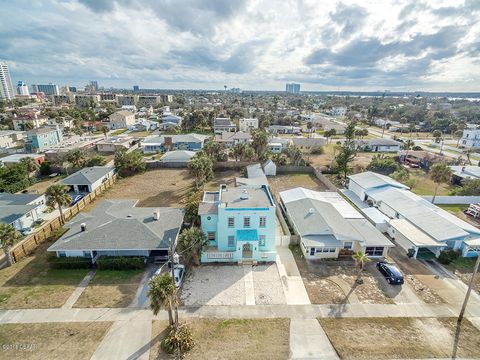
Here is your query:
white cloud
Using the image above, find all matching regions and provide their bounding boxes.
[0,0,479,91]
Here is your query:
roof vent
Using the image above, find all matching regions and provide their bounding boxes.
[308,208,315,214]
[240,189,249,200]
[80,223,86,232]
[127,214,132,218]
[153,210,160,220]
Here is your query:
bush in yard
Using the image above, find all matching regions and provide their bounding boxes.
[96,256,146,270]
[48,256,92,269]
[367,154,399,175]
[438,249,460,265]
[161,324,195,355]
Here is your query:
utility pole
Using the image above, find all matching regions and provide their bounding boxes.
[168,237,181,360]
[458,253,480,323]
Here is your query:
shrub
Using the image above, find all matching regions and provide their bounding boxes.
[40,161,52,176]
[412,145,423,151]
[438,249,460,265]
[310,146,324,155]
[161,324,195,355]
[96,256,146,270]
[48,255,92,269]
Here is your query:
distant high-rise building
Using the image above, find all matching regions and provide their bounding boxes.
[133,85,140,92]
[285,83,301,94]
[90,81,98,91]
[0,62,15,100]
[31,83,59,95]
[17,81,29,96]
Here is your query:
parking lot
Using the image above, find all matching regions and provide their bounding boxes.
[180,264,286,306]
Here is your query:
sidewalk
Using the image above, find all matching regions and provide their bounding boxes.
[62,269,96,309]
[290,319,339,359]
[276,247,310,305]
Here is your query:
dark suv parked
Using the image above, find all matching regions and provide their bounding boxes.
[376,261,404,285]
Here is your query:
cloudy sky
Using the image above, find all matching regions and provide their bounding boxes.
[1,0,480,91]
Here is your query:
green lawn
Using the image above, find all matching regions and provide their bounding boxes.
[73,269,145,308]
[408,169,455,196]
[111,129,128,135]
[448,257,477,272]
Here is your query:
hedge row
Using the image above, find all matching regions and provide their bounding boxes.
[96,256,146,270]
[48,256,92,269]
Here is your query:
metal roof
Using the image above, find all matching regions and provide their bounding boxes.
[389,219,443,247]
[48,200,184,252]
[368,187,470,241]
[348,171,409,190]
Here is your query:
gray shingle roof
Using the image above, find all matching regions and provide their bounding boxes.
[143,134,208,145]
[61,167,114,186]
[0,193,43,206]
[0,204,38,224]
[48,200,184,252]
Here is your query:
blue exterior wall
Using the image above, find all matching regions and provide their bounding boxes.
[26,129,63,152]
[200,187,277,263]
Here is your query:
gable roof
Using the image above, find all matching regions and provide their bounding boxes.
[143,134,208,145]
[0,193,44,206]
[214,118,235,126]
[0,204,38,224]
[48,200,184,252]
[61,166,114,186]
[160,150,195,162]
[280,188,393,247]
[348,171,409,190]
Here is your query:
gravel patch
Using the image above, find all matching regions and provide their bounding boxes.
[181,266,246,306]
[252,264,286,305]
[180,264,287,306]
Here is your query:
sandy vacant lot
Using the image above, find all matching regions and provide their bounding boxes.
[268,173,327,196]
[320,317,480,360]
[181,264,285,306]
[150,319,290,360]
[96,169,194,207]
[0,322,112,360]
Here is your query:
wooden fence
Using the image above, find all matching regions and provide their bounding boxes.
[10,175,118,263]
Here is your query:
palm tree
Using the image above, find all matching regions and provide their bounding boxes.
[178,227,208,265]
[65,149,86,170]
[352,251,371,282]
[403,139,415,161]
[148,273,177,326]
[430,163,452,203]
[46,184,72,223]
[464,149,473,165]
[0,223,22,266]
[101,125,109,139]
[19,157,39,174]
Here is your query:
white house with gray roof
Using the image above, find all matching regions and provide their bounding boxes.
[61,166,115,193]
[48,200,184,262]
[0,193,46,231]
[142,134,209,153]
[280,188,393,259]
[347,171,480,258]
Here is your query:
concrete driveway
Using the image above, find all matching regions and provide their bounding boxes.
[181,263,286,306]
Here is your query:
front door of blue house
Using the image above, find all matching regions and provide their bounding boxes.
[242,243,252,258]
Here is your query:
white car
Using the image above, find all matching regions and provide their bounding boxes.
[172,264,185,288]
[154,263,185,288]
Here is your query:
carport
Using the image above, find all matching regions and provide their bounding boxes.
[388,218,444,258]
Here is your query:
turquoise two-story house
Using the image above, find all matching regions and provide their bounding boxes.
[198,184,277,263]
[25,126,63,153]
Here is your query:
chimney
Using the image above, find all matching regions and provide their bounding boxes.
[80,223,86,232]
[240,189,249,200]
[153,209,160,220]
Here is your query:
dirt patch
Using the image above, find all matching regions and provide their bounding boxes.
[290,245,393,304]
[268,173,327,196]
[73,269,144,308]
[150,318,290,360]
[0,240,89,309]
[204,170,242,191]
[23,175,66,195]
[320,317,480,360]
[0,322,112,360]
[92,169,194,208]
